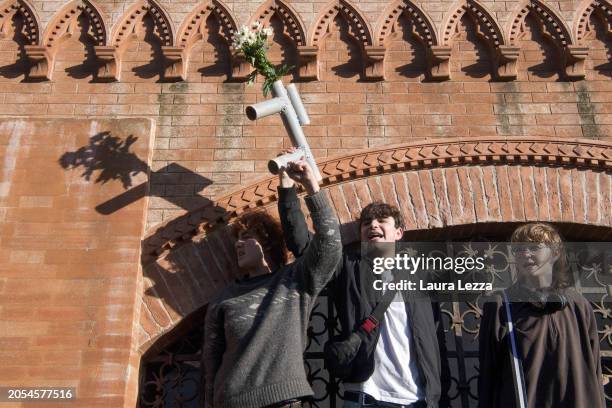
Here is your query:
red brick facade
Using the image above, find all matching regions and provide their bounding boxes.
[0,0,611,406]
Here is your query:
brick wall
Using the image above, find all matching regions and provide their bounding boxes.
[0,118,153,407]
[0,0,610,232]
[0,0,611,406]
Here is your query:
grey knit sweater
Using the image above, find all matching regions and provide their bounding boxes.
[203,190,341,408]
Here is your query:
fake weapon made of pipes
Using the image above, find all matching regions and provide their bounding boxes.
[232,23,321,181]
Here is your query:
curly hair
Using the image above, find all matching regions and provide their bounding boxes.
[232,210,288,267]
[359,201,404,230]
[511,222,572,288]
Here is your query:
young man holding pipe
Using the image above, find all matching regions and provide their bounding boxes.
[203,159,341,408]
[277,159,449,408]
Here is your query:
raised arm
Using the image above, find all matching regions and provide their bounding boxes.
[285,159,342,296]
[202,301,225,408]
[278,183,312,258]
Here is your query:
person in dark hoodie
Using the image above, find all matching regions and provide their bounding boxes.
[478,222,605,408]
[202,159,341,408]
[277,151,449,408]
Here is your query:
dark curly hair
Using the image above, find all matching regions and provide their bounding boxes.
[511,222,572,289]
[359,201,404,230]
[232,210,288,268]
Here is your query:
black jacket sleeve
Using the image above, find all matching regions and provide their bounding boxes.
[278,186,312,257]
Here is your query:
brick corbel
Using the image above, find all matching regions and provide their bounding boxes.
[564,45,588,80]
[364,45,385,81]
[161,46,185,81]
[24,45,51,80]
[297,45,318,81]
[496,45,520,81]
[93,46,119,82]
[427,45,451,81]
[230,52,252,81]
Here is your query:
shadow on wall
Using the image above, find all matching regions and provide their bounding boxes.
[58,131,214,214]
[197,14,232,78]
[62,13,101,81]
[132,13,168,82]
[0,12,33,81]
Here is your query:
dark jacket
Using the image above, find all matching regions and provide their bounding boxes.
[478,286,605,408]
[278,187,450,408]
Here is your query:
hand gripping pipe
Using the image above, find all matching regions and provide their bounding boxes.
[245,80,322,181]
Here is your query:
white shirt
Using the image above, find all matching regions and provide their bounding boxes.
[345,274,424,404]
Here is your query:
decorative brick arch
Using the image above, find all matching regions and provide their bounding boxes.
[43,0,106,48]
[508,0,588,78]
[111,0,173,48]
[249,0,306,46]
[310,0,373,48]
[574,0,612,44]
[309,0,383,80]
[174,0,237,81]
[26,0,108,80]
[375,0,437,47]
[138,137,612,352]
[91,0,174,81]
[440,0,514,80]
[441,0,505,47]
[177,0,236,49]
[0,0,39,45]
[0,0,49,79]
[508,0,572,46]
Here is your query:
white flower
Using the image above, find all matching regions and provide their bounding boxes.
[252,21,261,30]
[247,31,257,44]
[263,27,273,37]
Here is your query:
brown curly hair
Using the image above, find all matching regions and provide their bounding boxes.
[359,201,404,230]
[510,222,572,288]
[232,211,288,267]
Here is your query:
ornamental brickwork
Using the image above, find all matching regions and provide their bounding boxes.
[0,0,611,407]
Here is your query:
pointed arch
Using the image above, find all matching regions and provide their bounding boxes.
[441,0,505,47]
[138,137,612,349]
[249,0,306,46]
[507,0,589,79]
[575,0,612,44]
[507,0,573,47]
[174,0,237,81]
[176,0,237,50]
[0,0,40,45]
[375,0,438,47]
[111,0,174,49]
[309,0,373,48]
[42,0,107,48]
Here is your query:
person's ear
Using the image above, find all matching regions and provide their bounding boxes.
[395,227,404,240]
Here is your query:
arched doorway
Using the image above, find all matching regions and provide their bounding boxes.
[137,137,612,407]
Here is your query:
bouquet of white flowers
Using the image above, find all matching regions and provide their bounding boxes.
[232,22,292,96]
